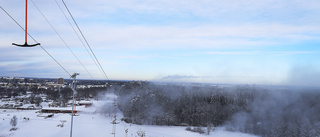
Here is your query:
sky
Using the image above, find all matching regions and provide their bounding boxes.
[0,0,320,87]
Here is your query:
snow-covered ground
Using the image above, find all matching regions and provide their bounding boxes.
[0,94,257,137]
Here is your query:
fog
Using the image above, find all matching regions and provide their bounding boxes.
[284,65,320,87]
[226,87,320,136]
[103,82,320,136]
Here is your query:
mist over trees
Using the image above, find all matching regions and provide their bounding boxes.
[116,83,258,126]
[226,87,320,137]
[114,83,320,136]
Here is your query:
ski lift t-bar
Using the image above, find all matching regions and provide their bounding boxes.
[12,0,40,47]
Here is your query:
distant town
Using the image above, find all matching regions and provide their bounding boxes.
[0,76,147,111]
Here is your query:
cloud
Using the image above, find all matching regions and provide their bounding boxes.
[82,24,320,50]
[204,51,319,55]
[270,51,320,56]
[283,65,320,87]
[2,0,320,50]
[61,0,320,23]
[1,0,320,81]
[115,54,163,60]
[161,75,241,79]
[160,75,267,84]
[205,51,261,55]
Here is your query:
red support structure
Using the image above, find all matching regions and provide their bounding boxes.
[111,102,119,136]
[114,103,116,122]
[74,97,77,114]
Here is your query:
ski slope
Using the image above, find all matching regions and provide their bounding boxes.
[0,94,257,137]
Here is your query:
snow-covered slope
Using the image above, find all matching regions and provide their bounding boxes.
[0,94,257,137]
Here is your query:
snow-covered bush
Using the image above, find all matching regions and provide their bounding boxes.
[185,127,205,134]
[10,115,18,131]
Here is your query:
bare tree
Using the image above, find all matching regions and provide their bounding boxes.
[10,115,18,131]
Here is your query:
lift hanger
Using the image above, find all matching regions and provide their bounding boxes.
[12,0,40,47]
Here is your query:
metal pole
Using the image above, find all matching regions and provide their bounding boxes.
[25,0,27,43]
[70,73,79,137]
[114,102,116,137]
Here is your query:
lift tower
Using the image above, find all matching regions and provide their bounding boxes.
[70,73,79,137]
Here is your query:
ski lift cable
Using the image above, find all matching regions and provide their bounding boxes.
[0,5,72,77]
[30,0,94,79]
[54,0,104,79]
[61,0,109,80]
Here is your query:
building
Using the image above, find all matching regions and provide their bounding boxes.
[57,78,64,84]
[78,101,93,108]
[40,108,78,113]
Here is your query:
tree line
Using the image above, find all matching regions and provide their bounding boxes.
[116,83,260,126]
[114,83,320,136]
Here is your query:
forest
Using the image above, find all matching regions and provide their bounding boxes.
[113,83,320,137]
[3,78,319,136]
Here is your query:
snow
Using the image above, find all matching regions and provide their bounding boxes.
[0,94,257,137]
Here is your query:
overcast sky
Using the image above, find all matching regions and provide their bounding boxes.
[1,0,320,86]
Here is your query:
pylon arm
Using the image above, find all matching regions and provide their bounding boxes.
[71,73,80,79]
[13,42,40,47]
[110,121,120,124]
